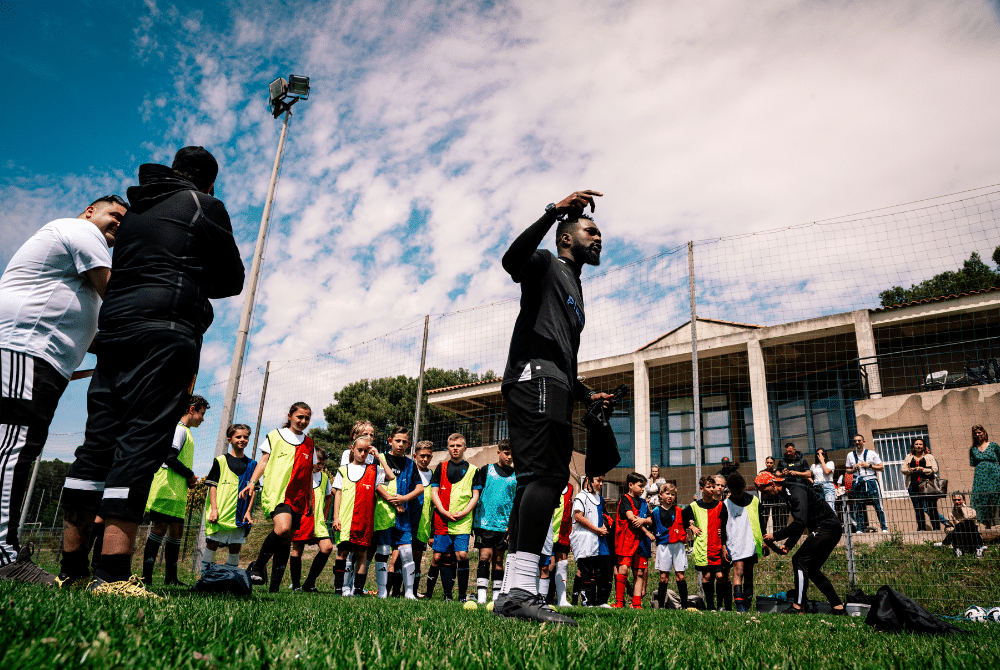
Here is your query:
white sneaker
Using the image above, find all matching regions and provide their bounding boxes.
[976,546,986,559]
[598,603,613,608]
[881,529,889,534]
[933,542,943,547]
[954,548,963,558]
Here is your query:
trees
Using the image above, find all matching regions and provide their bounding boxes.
[878,247,1000,307]
[308,367,496,449]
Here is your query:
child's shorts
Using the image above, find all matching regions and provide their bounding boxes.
[474,530,508,551]
[432,534,470,553]
[391,527,413,547]
[338,540,370,552]
[372,529,393,549]
[655,542,688,573]
[617,554,648,569]
[695,564,723,574]
[206,527,250,546]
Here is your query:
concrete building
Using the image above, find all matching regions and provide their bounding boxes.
[426,288,1000,527]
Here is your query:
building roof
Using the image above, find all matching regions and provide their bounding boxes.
[426,378,500,395]
[636,317,761,352]
[870,286,1000,313]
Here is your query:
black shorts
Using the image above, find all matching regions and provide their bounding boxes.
[474,530,508,551]
[504,379,575,481]
[270,504,302,531]
[338,540,369,552]
[695,564,724,574]
[148,510,184,524]
[412,539,426,553]
[553,542,571,555]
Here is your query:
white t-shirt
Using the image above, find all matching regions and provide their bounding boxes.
[341,448,374,465]
[570,490,604,559]
[846,449,882,482]
[810,461,835,484]
[259,427,305,453]
[417,468,432,486]
[0,218,112,379]
[313,471,332,496]
[332,463,385,490]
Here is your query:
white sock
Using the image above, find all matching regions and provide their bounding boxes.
[227,552,240,567]
[344,556,355,595]
[555,560,569,606]
[477,577,488,604]
[201,548,216,574]
[500,554,514,595]
[539,577,550,597]
[375,559,389,598]
[510,552,541,594]
[398,545,416,600]
[493,579,502,600]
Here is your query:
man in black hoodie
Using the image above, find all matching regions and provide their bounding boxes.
[58,147,245,593]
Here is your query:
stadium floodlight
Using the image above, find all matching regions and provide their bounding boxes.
[216,74,310,457]
[268,74,310,118]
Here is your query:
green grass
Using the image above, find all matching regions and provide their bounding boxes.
[1,580,998,670]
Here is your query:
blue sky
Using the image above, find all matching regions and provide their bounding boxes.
[3,0,1000,474]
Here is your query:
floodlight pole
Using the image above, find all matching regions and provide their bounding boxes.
[215,108,293,457]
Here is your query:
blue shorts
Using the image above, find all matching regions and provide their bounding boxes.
[391,527,413,547]
[372,529,393,548]
[432,534,470,553]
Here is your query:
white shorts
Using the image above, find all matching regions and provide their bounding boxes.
[655,542,687,573]
[206,528,248,546]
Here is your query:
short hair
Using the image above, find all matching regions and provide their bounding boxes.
[447,433,466,445]
[626,472,646,486]
[415,440,434,453]
[784,442,796,450]
[713,474,726,486]
[765,456,775,463]
[189,395,209,413]
[853,433,865,442]
[659,482,677,495]
[497,438,511,452]
[314,446,329,461]
[226,423,251,439]
[351,420,375,440]
[555,211,595,247]
[87,194,128,211]
[390,426,409,440]
[726,472,746,493]
[699,474,715,488]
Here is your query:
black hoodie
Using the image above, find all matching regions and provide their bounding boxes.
[98,164,245,341]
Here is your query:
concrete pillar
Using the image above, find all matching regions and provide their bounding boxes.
[853,309,882,398]
[747,336,772,473]
[632,354,651,475]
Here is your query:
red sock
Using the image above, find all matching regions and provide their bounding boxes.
[615,574,627,607]
[632,594,642,609]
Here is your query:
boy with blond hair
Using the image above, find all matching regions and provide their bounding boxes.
[650,482,688,609]
[427,434,481,602]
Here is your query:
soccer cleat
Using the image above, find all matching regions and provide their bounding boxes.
[495,588,579,626]
[164,578,187,586]
[442,594,454,602]
[290,586,302,592]
[54,572,90,590]
[490,592,507,615]
[247,561,266,585]
[88,575,164,600]
[302,585,318,593]
[0,543,56,586]
[830,606,847,616]
[783,605,803,615]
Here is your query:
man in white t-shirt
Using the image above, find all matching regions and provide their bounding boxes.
[845,434,888,533]
[0,195,127,583]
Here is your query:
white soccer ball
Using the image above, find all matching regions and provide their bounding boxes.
[963,605,987,622]
[986,607,1000,623]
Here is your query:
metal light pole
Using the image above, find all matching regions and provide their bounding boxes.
[215,75,310,457]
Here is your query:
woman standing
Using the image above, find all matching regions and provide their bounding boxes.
[644,465,666,508]
[901,438,947,531]
[969,425,1000,529]
[810,449,836,512]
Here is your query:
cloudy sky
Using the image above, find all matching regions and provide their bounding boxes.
[3,0,999,472]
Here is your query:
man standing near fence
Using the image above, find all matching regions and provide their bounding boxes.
[57,147,245,596]
[0,195,127,584]
[494,190,612,626]
[846,434,889,533]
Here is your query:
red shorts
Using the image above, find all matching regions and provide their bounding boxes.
[617,555,648,569]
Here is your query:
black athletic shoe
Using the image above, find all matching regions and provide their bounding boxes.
[496,588,578,626]
[830,606,847,616]
[783,605,804,615]
[491,592,508,615]
[164,578,187,587]
[0,543,56,586]
[247,561,265,586]
[302,585,318,593]
[442,594,454,602]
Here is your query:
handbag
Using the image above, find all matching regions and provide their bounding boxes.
[918,475,947,497]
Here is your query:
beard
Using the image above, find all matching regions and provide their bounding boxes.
[575,241,601,266]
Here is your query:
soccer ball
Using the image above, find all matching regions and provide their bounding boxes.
[463,600,478,611]
[987,607,1000,623]
[485,600,495,612]
[963,605,987,622]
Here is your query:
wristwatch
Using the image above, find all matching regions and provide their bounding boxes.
[545,203,557,214]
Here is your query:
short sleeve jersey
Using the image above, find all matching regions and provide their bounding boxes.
[0,218,112,378]
[206,453,251,486]
[333,463,385,490]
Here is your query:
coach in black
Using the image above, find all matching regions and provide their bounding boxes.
[756,471,847,615]
[494,190,611,625]
[58,147,245,593]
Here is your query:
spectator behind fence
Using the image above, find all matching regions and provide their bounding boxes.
[716,457,739,479]
[969,425,1000,529]
[776,443,811,487]
[810,448,836,512]
[758,456,785,533]
[901,438,948,532]
[58,147,245,596]
[940,494,987,559]
[846,434,889,533]
[643,464,666,508]
[0,194,127,585]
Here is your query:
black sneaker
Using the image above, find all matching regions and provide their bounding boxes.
[0,543,56,586]
[830,606,847,616]
[164,578,187,586]
[442,594,454,602]
[247,561,265,586]
[496,588,578,626]
[302,585,318,593]
[783,605,804,615]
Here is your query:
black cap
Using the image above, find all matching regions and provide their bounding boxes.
[171,146,219,191]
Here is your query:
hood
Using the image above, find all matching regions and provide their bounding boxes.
[125,164,200,215]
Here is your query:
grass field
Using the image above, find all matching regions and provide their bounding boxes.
[2,579,998,670]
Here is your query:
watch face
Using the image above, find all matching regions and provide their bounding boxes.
[545,203,556,211]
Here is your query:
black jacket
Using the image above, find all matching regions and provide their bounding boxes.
[98,164,245,341]
[773,483,842,549]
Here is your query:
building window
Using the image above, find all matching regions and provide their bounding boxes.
[652,395,732,466]
[872,427,929,497]
[768,367,861,457]
[610,398,635,468]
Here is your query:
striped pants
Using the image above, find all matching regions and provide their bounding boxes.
[0,350,68,565]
